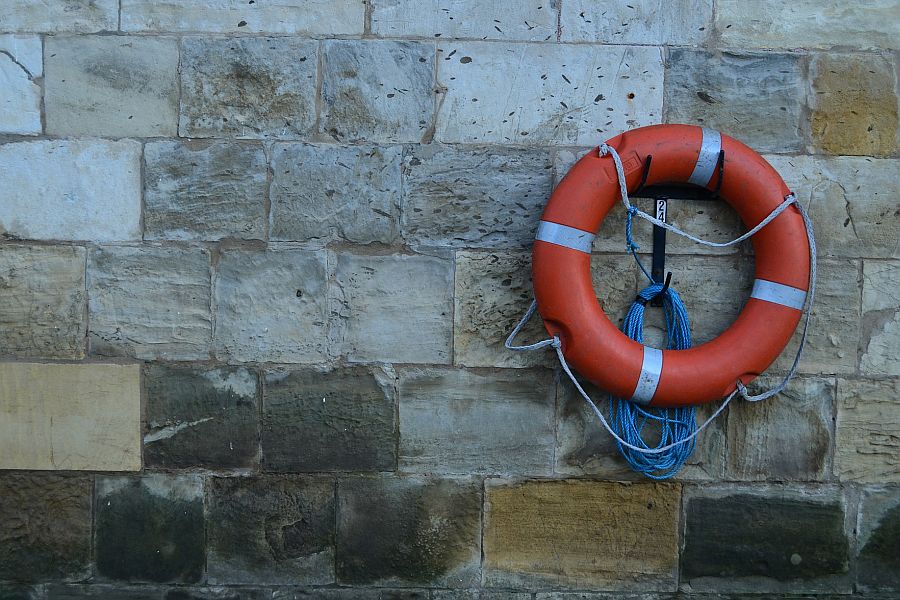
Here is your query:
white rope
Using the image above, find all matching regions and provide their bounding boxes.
[506,141,819,453]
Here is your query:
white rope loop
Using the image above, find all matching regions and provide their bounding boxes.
[507,140,818,453]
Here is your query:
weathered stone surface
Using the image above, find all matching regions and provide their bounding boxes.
[860,261,900,375]
[207,475,335,585]
[165,589,272,600]
[810,53,898,157]
[273,589,431,600]
[95,475,205,583]
[716,0,900,50]
[681,486,849,592]
[0,474,91,582]
[726,377,835,481]
[271,144,402,244]
[337,476,481,587]
[331,252,453,364]
[772,259,860,375]
[0,139,141,241]
[145,365,259,470]
[46,585,162,599]
[89,246,212,360]
[0,363,141,471]
[834,378,900,482]
[765,155,900,259]
[484,480,680,589]
[2,0,117,33]
[437,43,662,145]
[454,252,637,368]
[0,585,42,600]
[556,376,726,481]
[180,37,317,139]
[398,367,555,475]
[561,0,712,45]
[262,366,396,472]
[372,0,556,41]
[433,593,531,600]
[122,0,365,34]
[322,40,435,144]
[144,141,268,241]
[665,50,805,153]
[214,249,327,363]
[858,488,900,591]
[0,35,41,134]
[401,145,553,248]
[0,245,85,358]
[45,36,179,137]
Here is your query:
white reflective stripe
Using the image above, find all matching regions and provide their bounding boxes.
[688,128,722,187]
[631,346,663,406]
[750,279,807,310]
[535,220,595,254]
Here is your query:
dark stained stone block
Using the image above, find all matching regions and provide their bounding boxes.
[681,490,849,589]
[46,585,162,599]
[95,475,205,583]
[274,591,429,600]
[0,585,43,600]
[262,367,397,472]
[144,364,260,470]
[858,489,900,591]
[207,475,335,585]
[165,588,272,600]
[337,476,481,587]
[0,473,91,582]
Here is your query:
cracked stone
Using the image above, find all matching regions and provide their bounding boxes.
[860,261,900,375]
[0,35,41,134]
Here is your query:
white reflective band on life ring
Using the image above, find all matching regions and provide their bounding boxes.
[535,220,595,254]
[688,128,722,187]
[751,279,807,310]
[631,346,663,405]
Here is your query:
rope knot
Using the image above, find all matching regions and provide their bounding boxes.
[599,143,610,157]
[551,336,562,349]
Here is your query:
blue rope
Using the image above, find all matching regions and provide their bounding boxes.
[609,209,697,479]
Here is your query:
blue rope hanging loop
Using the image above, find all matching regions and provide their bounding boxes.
[609,208,697,479]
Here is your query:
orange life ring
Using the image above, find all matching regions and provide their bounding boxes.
[533,124,811,407]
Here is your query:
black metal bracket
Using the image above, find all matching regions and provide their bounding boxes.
[632,150,726,306]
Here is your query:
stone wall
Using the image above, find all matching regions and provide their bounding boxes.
[0,1,897,598]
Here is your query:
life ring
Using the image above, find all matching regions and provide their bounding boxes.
[533,124,811,407]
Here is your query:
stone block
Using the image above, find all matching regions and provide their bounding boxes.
[272,590,431,600]
[0,139,141,242]
[561,0,712,45]
[95,475,205,583]
[122,0,365,34]
[860,261,900,375]
[180,37,317,139]
[2,0,117,33]
[726,377,835,481]
[337,476,481,587]
[331,252,453,364]
[401,145,553,249]
[398,367,555,475]
[665,50,806,153]
[484,480,680,590]
[436,43,663,145]
[810,53,898,157]
[716,0,900,50]
[88,246,212,360]
[454,252,637,368]
[0,363,141,471]
[271,144,402,244]
[680,486,850,593]
[322,40,435,143]
[45,36,179,137]
[0,35,41,134]
[214,249,327,363]
[144,365,259,470]
[765,155,900,259]
[0,474,91,582]
[262,366,397,472]
[372,0,556,41]
[46,585,162,599]
[207,475,335,585]
[858,487,900,591]
[834,378,900,483]
[772,259,860,375]
[144,141,268,241]
[0,245,85,358]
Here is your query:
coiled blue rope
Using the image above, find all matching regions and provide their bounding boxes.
[609,208,697,479]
